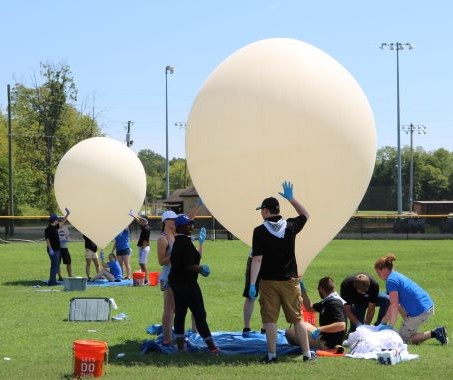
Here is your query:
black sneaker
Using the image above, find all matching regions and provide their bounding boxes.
[261,355,277,364]
[242,328,251,337]
[434,326,448,345]
[58,276,63,282]
[260,328,266,334]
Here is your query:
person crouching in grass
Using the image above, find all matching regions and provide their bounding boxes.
[95,253,123,282]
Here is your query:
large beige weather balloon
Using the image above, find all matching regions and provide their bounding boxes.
[187,38,376,274]
[54,137,146,248]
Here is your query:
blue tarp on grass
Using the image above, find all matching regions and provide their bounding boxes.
[141,328,301,356]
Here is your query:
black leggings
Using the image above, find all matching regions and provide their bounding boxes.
[171,281,212,339]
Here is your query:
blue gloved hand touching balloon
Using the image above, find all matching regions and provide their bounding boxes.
[279,181,294,200]
[199,227,207,245]
[199,264,211,277]
[249,284,257,300]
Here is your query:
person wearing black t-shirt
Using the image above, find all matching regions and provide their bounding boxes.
[168,214,218,354]
[44,213,61,286]
[286,277,346,350]
[249,181,314,364]
[340,273,389,332]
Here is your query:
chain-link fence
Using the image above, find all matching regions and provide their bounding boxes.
[1,214,453,243]
[0,215,234,243]
[337,215,453,240]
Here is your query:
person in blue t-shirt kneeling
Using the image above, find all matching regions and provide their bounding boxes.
[374,253,448,345]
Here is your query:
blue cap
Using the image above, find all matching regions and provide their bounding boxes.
[174,214,194,227]
[49,213,59,223]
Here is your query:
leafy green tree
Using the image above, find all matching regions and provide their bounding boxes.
[0,156,35,215]
[170,158,190,190]
[138,149,166,199]
[10,62,101,212]
[137,150,191,200]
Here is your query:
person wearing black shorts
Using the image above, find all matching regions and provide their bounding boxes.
[242,250,263,335]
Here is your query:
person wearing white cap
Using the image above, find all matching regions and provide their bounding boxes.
[156,200,203,345]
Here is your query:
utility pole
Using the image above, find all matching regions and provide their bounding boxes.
[402,123,427,212]
[7,84,14,236]
[126,121,134,147]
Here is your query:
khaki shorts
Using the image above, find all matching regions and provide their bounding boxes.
[399,306,434,343]
[259,278,302,324]
[85,249,99,260]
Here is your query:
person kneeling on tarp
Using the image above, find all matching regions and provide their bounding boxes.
[95,252,123,282]
[286,277,346,350]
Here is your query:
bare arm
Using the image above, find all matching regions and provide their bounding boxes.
[188,198,203,220]
[364,303,376,325]
[300,286,315,311]
[381,291,399,327]
[289,197,309,219]
[156,237,171,266]
[344,304,362,326]
[250,255,262,285]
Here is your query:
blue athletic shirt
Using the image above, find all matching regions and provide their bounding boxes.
[115,229,130,251]
[386,271,433,317]
[108,260,123,281]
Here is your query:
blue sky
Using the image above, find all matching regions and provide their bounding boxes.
[1,1,452,159]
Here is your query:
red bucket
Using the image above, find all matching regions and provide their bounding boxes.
[148,272,159,286]
[132,271,145,286]
[302,305,317,326]
[73,339,108,378]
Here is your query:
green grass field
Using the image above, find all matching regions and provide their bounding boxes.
[0,239,452,379]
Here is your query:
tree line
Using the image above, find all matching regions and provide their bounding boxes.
[361,146,453,210]
[1,62,452,215]
[0,62,191,215]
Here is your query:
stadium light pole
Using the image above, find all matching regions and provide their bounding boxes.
[380,42,414,214]
[165,65,175,199]
[402,123,427,212]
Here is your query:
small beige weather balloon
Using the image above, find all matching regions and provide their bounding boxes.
[186,38,376,274]
[54,137,146,248]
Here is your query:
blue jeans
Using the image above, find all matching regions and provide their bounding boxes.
[48,250,61,286]
[350,291,390,332]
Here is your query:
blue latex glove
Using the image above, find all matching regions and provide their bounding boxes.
[48,248,54,256]
[249,284,257,300]
[278,181,294,200]
[197,198,204,207]
[377,323,393,331]
[128,209,135,218]
[199,264,211,277]
[65,207,70,217]
[100,250,105,261]
[299,279,307,292]
[311,328,321,340]
[199,227,207,245]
